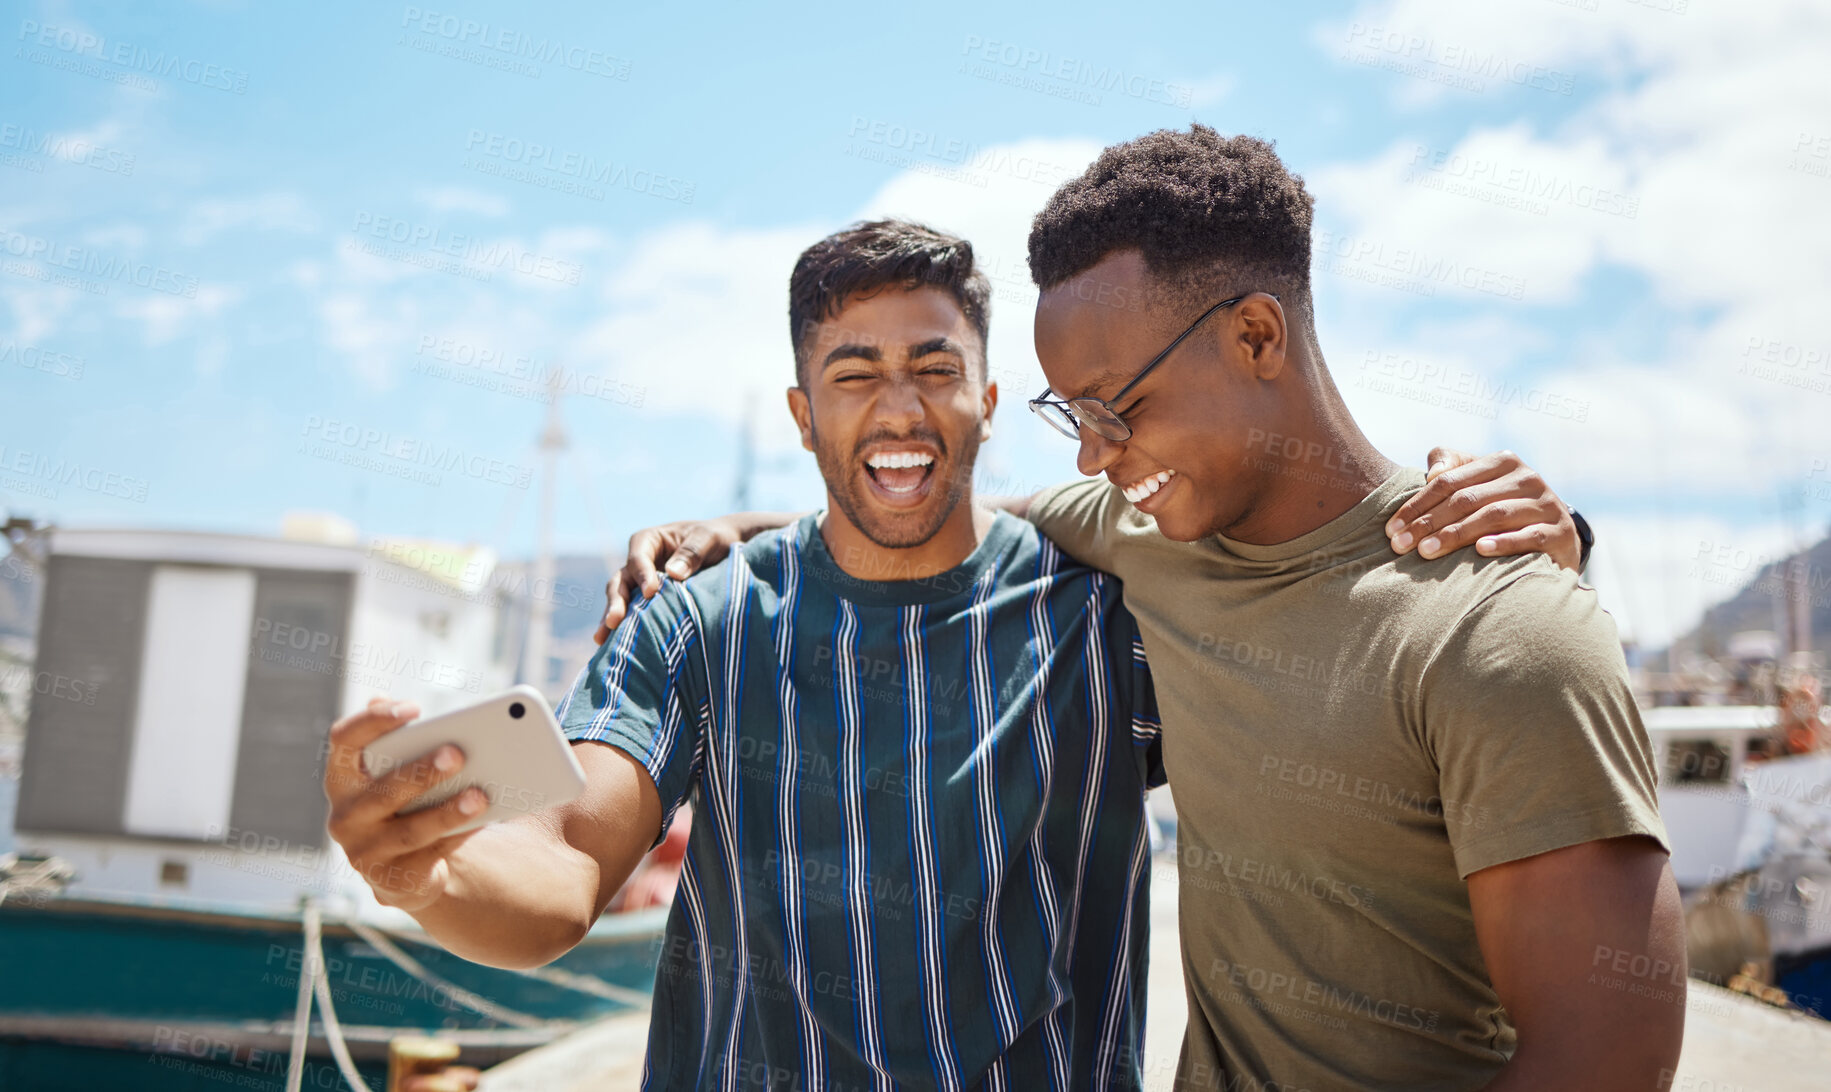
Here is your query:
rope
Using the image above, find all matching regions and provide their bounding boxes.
[346,918,549,1029]
[0,855,73,907]
[359,917,652,1009]
[306,899,376,1092]
[283,897,315,1092]
[512,961,652,1008]
[278,902,646,1091]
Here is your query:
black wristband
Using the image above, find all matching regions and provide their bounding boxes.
[1570,509,1594,571]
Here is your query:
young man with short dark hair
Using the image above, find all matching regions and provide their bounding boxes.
[328,220,1166,1090]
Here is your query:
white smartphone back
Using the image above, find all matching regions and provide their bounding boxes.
[359,684,586,835]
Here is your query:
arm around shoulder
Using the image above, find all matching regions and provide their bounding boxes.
[1021,478,1126,573]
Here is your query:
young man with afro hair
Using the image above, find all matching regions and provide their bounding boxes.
[1020,124,1681,1091]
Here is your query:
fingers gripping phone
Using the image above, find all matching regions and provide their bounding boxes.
[360,685,587,836]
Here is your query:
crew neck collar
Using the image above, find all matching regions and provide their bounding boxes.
[795,509,1023,607]
[1213,467,1425,564]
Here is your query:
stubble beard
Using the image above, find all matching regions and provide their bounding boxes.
[812,422,980,551]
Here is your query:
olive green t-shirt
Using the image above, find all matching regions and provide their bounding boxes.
[1029,468,1668,1092]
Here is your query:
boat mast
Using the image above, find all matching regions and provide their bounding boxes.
[521,374,567,697]
[732,393,756,512]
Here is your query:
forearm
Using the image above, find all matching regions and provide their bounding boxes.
[1480,1049,1554,1092]
[1479,973,1686,1091]
[404,818,609,969]
[1480,1029,1684,1092]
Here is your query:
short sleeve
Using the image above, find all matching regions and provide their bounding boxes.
[556,582,707,847]
[1029,479,1123,573]
[1420,570,1668,879]
[1103,586,1166,790]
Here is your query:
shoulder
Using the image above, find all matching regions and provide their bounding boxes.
[997,511,1102,582]
[652,521,812,639]
[734,519,801,577]
[613,577,704,647]
[628,539,782,641]
[994,513,1130,618]
[1031,477,1111,521]
[1030,477,1156,539]
[1421,556,1628,687]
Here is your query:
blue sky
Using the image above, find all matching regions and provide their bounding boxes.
[4,0,1828,649]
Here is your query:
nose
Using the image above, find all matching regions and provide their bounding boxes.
[1075,426,1123,478]
[873,374,925,430]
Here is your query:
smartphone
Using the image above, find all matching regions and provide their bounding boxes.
[359,684,587,835]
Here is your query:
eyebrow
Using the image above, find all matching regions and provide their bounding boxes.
[910,336,965,360]
[821,337,968,370]
[1074,369,1133,400]
[822,343,881,368]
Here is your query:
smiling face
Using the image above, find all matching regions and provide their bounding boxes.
[1033,250,1289,542]
[789,285,995,551]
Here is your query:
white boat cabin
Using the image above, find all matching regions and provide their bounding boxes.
[12,527,518,912]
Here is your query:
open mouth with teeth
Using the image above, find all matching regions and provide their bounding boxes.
[1121,469,1176,507]
[863,450,938,505]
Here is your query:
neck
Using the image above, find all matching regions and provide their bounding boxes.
[818,496,993,583]
[1223,353,1397,545]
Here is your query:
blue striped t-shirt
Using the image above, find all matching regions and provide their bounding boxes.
[558,511,1163,1091]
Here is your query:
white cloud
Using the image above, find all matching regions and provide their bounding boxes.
[318,291,424,390]
[1,286,78,345]
[37,117,128,165]
[1588,514,1798,653]
[1313,0,1831,643]
[561,137,1107,458]
[851,137,1105,391]
[113,283,243,346]
[1186,73,1238,109]
[570,221,820,451]
[79,221,147,249]
[176,192,315,247]
[414,186,511,217]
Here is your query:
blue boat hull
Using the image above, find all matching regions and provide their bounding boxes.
[0,894,662,1090]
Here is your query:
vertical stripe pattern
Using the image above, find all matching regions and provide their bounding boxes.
[558,514,1159,1091]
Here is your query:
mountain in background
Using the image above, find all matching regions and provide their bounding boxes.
[1664,532,1831,662]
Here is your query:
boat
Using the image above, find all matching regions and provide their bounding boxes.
[1646,700,1831,1018]
[0,505,666,1088]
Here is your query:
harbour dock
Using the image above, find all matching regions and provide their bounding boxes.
[475,857,1831,1091]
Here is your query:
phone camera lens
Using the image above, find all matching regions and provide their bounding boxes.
[508,702,526,719]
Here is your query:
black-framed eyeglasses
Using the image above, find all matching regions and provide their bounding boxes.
[1027,292,1277,443]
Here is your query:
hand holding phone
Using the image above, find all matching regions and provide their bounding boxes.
[323,686,586,911]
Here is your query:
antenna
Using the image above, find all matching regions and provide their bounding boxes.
[1780,483,1810,658]
[520,372,568,696]
[732,393,757,511]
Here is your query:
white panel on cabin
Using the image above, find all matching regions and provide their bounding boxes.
[123,566,256,840]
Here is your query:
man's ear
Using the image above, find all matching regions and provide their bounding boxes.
[979,377,998,444]
[786,385,815,453]
[1236,293,1288,381]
